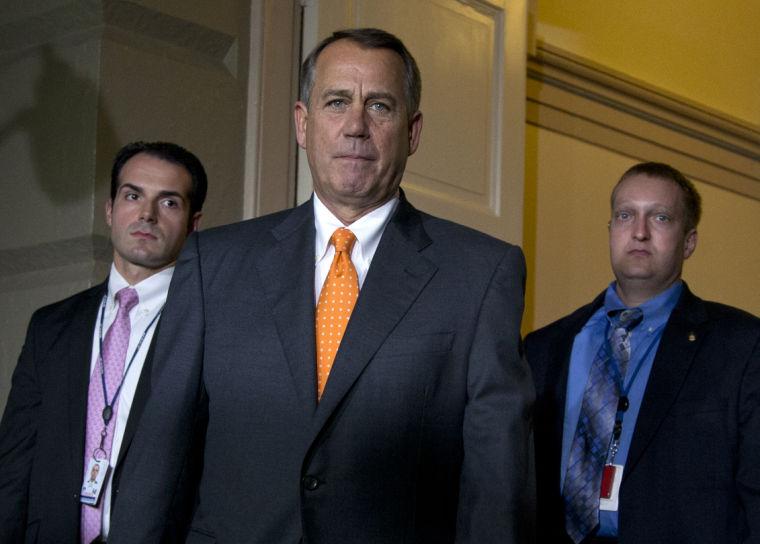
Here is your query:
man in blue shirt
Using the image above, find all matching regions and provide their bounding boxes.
[526,162,760,543]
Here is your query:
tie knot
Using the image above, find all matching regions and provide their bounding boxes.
[115,287,139,312]
[610,307,643,332]
[330,227,357,254]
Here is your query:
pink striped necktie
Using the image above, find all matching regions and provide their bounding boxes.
[81,287,138,544]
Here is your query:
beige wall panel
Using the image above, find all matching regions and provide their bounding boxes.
[686,179,760,315]
[0,40,100,250]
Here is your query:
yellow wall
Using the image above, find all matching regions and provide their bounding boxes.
[524,1,760,332]
[535,0,760,125]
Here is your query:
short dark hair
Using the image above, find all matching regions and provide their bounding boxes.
[110,141,208,216]
[612,162,702,232]
[299,28,421,118]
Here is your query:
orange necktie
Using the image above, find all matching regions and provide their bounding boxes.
[315,228,358,398]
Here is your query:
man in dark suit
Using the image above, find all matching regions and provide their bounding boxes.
[0,141,208,543]
[109,28,534,543]
[525,162,760,543]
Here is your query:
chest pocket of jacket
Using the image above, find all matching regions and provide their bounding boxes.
[373,331,454,359]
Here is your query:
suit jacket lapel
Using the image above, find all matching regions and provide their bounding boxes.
[67,282,107,476]
[257,201,319,412]
[115,330,157,468]
[549,295,604,480]
[625,286,707,476]
[312,199,437,437]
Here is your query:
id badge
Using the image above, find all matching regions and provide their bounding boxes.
[80,458,110,506]
[599,464,624,512]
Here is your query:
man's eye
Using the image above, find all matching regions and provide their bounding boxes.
[615,211,631,221]
[162,199,178,208]
[654,214,670,222]
[125,193,139,201]
[327,99,346,109]
[368,102,389,113]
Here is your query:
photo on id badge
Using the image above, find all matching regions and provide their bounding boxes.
[81,457,110,506]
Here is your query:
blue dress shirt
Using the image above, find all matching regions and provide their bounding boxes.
[561,280,683,536]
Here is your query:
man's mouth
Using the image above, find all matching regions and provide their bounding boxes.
[131,229,158,240]
[336,153,375,161]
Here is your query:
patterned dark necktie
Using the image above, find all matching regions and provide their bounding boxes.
[563,307,643,543]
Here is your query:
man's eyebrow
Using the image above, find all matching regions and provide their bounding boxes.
[118,183,187,200]
[157,190,185,200]
[118,183,143,194]
[320,89,398,105]
[320,88,353,99]
[365,92,397,104]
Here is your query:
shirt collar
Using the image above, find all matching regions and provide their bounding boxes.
[313,192,399,264]
[107,264,174,311]
[603,280,683,331]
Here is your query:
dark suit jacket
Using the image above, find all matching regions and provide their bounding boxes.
[0,281,195,543]
[525,284,760,544]
[109,196,535,543]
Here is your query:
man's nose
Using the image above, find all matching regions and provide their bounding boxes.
[343,104,369,138]
[632,215,649,240]
[139,200,157,222]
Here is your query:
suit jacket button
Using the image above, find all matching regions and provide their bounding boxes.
[302,476,320,491]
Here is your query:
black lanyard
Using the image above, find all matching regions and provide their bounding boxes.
[605,320,665,463]
[96,295,163,428]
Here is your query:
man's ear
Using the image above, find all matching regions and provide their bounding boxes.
[105,199,113,227]
[294,101,309,150]
[407,111,423,156]
[188,211,202,234]
[683,229,698,260]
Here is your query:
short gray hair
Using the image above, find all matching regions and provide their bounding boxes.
[299,28,421,119]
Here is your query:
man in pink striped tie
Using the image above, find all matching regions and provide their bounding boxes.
[0,141,208,543]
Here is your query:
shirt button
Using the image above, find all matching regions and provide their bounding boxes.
[302,476,320,491]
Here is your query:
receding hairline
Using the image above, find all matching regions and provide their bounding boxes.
[299,28,422,119]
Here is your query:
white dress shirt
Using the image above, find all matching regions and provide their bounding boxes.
[313,192,398,303]
[87,264,173,537]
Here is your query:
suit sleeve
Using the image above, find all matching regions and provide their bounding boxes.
[456,245,536,543]
[738,332,760,542]
[0,314,42,541]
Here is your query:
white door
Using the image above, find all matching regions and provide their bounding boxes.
[296,0,527,244]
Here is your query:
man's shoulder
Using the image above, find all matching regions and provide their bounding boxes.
[410,209,523,268]
[23,282,105,345]
[418,210,514,246]
[31,282,105,324]
[685,292,760,335]
[525,294,604,349]
[196,206,306,251]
